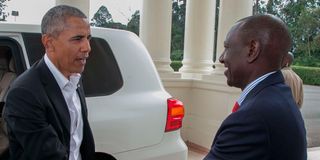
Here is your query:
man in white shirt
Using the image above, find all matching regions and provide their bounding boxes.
[4,5,95,160]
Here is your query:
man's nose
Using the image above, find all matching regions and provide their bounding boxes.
[81,39,91,53]
[219,52,225,64]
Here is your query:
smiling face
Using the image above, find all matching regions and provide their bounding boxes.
[219,15,293,90]
[43,16,91,78]
[219,23,250,90]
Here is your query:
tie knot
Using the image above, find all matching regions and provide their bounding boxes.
[232,102,240,113]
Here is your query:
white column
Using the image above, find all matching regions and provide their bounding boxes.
[55,0,89,16]
[179,0,216,79]
[140,0,174,76]
[213,0,253,74]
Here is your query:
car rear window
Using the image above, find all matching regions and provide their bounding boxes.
[22,33,123,97]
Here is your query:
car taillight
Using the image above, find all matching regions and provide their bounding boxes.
[165,98,185,132]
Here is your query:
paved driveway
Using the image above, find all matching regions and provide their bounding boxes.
[301,85,320,147]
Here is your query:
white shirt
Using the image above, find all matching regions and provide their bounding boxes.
[44,54,83,160]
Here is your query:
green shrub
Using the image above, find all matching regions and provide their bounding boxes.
[292,66,320,86]
[170,61,182,71]
[294,57,320,68]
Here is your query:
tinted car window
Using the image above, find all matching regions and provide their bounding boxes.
[0,37,25,74]
[22,33,45,65]
[82,37,123,96]
[22,33,123,97]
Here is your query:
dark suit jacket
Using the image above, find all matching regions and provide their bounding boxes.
[204,71,307,160]
[4,58,95,160]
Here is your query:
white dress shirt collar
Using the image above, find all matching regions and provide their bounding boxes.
[44,54,81,89]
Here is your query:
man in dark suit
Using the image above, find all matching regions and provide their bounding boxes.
[4,5,95,160]
[204,14,307,160]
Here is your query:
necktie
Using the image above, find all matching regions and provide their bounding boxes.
[232,102,240,113]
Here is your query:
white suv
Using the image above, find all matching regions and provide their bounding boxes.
[0,23,188,160]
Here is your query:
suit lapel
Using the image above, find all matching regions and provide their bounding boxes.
[77,83,87,117]
[36,58,71,134]
[76,82,95,159]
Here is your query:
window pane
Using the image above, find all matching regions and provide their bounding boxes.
[82,37,123,96]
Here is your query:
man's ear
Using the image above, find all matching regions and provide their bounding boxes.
[41,34,55,53]
[247,39,260,63]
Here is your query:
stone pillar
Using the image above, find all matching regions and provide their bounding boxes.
[55,0,89,16]
[213,0,253,74]
[140,0,175,77]
[179,0,216,79]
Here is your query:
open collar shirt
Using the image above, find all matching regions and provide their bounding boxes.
[44,54,83,160]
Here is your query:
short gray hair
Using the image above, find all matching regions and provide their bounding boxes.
[41,5,87,37]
